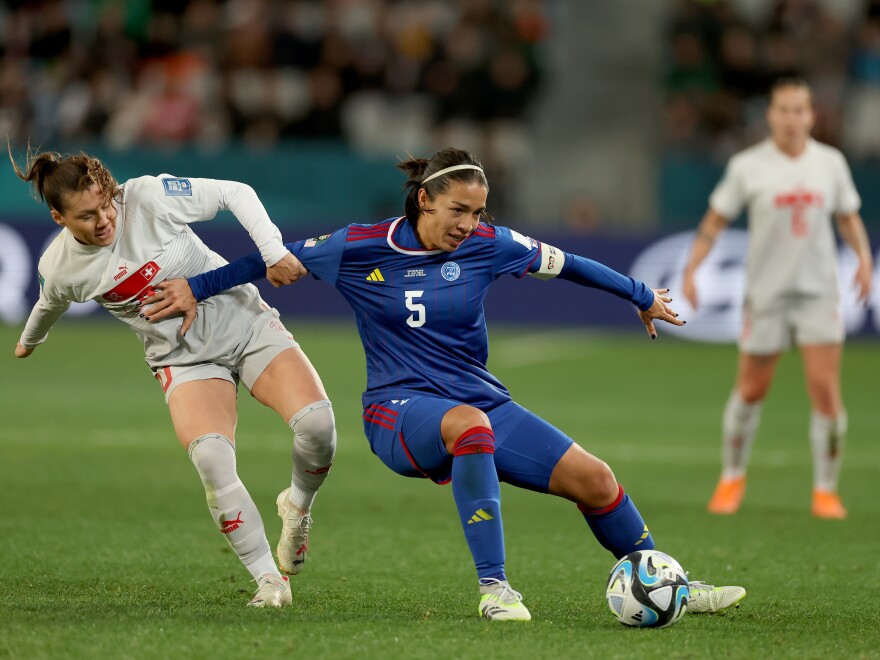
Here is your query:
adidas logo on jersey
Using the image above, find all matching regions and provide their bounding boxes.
[366,268,385,282]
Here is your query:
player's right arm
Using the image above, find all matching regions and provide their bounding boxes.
[683,156,743,309]
[15,266,72,358]
[14,343,33,357]
[682,208,730,309]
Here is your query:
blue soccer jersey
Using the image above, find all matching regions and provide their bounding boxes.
[290,217,544,409]
[189,217,654,410]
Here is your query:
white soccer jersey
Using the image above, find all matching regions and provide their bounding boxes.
[20,175,288,369]
[709,138,860,311]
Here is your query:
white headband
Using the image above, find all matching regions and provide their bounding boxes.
[421,164,484,185]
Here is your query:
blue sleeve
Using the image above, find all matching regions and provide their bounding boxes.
[558,252,655,311]
[188,228,347,301]
[189,249,275,301]
[491,225,654,310]
[286,228,346,285]
[492,226,542,278]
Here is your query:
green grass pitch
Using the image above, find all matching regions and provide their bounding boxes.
[1,320,878,658]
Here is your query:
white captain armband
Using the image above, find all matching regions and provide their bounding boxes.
[528,242,566,280]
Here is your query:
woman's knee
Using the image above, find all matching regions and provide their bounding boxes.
[440,405,492,454]
[550,445,619,507]
[737,379,770,404]
[806,380,841,416]
[586,460,619,506]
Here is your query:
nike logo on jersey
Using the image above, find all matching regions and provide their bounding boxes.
[366,268,385,282]
[102,261,161,302]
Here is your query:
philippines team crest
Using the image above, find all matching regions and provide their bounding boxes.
[441,262,461,282]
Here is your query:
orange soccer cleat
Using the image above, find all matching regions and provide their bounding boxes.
[811,490,848,520]
[707,476,746,515]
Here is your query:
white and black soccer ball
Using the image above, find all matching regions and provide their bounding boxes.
[605,550,689,628]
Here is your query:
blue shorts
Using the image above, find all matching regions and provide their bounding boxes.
[362,397,574,493]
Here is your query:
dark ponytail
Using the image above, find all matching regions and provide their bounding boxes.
[396,147,492,225]
[8,143,120,214]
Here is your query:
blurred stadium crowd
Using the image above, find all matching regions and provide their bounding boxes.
[0,0,546,160]
[2,0,879,229]
[664,0,880,160]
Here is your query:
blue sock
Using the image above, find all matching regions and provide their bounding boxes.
[579,485,655,558]
[451,427,506,581]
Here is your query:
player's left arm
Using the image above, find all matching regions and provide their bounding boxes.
[832,152,872,303]
[145,176,304,283]
[212,180,306,283]
[549,247,683,339]
[494,227,683,338]
[835,211,873,302]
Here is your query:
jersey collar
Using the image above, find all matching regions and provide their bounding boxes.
[770,137,815,162]
[386,217,444,256]
[63,227,105,254]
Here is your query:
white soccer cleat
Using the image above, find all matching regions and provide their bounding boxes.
[478,578,532,621]
[687,580,746,614]
[247,573,292,608]
[276,488,312,575]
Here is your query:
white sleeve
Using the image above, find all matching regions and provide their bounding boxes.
[133,175,288,265]
[19,276,71,349]
[132,175,223,224]
[833,153,861,214]
[708,158,745,221]
[214,180,288,266]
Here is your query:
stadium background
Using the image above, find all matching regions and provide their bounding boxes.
[2,2,880,657]
[1,0,879,336]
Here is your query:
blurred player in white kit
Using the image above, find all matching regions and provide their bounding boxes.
[682,78,873,519]
[11,147,333,606]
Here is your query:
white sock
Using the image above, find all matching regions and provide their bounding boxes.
[810,411,847,493]
[288,400,337,511]
[721,391,762,480]
[246,550,281,580]
[188,434,279,579]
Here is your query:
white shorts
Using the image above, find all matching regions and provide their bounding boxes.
[152,313,299,402]
[739,296,844,355]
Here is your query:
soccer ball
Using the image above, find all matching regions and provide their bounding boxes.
[605,550,689,628]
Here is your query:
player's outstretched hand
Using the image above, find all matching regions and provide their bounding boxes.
[14,343,34,358]
[140,279,198,336]
[267,252,308,288]
[854,261,873,304]
[682,271,699,310]
[637,288,685,340]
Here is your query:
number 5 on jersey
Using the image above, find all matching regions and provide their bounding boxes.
[405,290,425,328]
